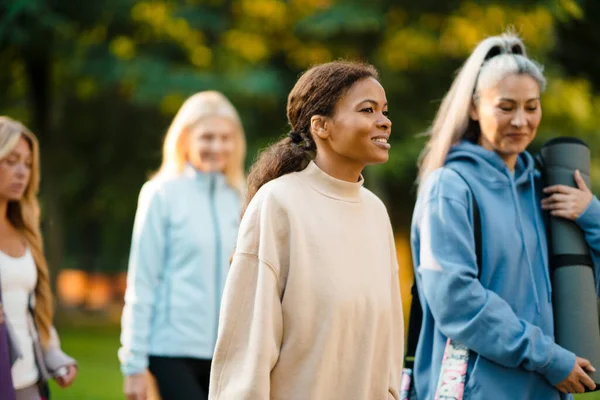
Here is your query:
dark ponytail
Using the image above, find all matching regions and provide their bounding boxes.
[243,60,378,215]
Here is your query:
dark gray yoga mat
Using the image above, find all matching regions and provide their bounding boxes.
[541,137,600,389]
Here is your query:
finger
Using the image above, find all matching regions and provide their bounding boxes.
[570,383,583,394]
[575,170,592,193]
[63,371,76,387]
[583,363,596,373]
[544,185,572,194]
[583,377,597,391]
[556,384,567,394]
[581,372,597,391]
[563,382,576,394]
[544,193,571,203]
[578,357,592,369]
[542,201,571,211]
[62,375,73,387]
[573,379,586,393]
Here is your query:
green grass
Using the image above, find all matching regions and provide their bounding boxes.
[47,324,600,399]
[49,324,122,400]
[580,390,600,399]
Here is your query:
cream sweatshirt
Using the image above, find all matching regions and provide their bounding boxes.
[210,161,404,400]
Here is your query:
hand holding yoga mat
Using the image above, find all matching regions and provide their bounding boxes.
[540,137,600,392]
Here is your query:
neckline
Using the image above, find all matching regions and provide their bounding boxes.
[298,161,364,203]
[0,247,30,261]
[182,163,227,185]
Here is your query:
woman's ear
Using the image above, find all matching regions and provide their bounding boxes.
[310,115,329,140]
[469,99,479,121]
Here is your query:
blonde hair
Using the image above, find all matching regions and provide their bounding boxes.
[0,116,53,349]
[156,91,246,193]
[417,32,546,188]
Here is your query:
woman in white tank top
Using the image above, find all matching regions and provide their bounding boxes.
[0,116,78,400]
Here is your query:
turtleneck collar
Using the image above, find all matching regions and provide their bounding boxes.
[298,161,364,203]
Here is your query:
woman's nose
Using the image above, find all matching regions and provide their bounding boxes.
[511,109,526,128]
[377,114,391,131]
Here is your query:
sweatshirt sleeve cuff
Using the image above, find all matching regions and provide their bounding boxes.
[576,196,600,231]
[541,345,576,386]
[44,347,77,376]
[119,348,148,376]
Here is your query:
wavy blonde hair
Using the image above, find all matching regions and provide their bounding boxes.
[417,32,546,189]
[155,91,246,193]
[0,116,53,348]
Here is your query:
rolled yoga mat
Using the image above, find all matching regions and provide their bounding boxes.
[540,137,600,390]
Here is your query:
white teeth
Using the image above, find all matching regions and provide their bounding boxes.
[372,138,388,143]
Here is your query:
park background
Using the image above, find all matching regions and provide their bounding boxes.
[3,0,600,398]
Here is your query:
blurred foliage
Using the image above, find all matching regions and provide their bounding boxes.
[0,0,599,272]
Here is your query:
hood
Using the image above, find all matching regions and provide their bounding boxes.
[446,140,540,187]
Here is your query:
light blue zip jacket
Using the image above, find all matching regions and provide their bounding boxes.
[411,141,600,400]
[119,165,241,375]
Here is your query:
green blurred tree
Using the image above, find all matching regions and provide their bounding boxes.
[0,0,597,273]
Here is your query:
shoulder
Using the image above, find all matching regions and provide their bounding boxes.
[140,172,203,199]
[137,179,165,202]
[136,175,184,211]
[419,166,471,206]
[360,187,390,217]
[244,174,297,219]
[237,175,297,255]
[139,174,181,194]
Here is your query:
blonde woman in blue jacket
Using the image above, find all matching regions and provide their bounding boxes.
[119,91,246,400]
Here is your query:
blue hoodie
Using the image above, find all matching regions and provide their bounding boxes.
[119,165,241,375]
[410,141,600,400]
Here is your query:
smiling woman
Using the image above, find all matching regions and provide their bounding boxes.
[209,61,404,400]
[469,56,545,170]
[410,33,600,400]
[119,92,247,400]
[310,76,392,179]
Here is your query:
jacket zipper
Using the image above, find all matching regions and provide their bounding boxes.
[209,175,222,344]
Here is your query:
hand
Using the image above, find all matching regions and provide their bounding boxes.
[542,170,593,220]
[55,364,77,388]
[555,357,596,394]
[0,303,4,324]
[124,372,148,400]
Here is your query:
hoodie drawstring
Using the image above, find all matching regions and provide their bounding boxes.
[529,173,553,303]
[509,174,541,314]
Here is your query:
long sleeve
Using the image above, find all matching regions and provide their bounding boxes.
[0,286,15,400]
[575,196,600,292]
[209,188,286,400]
[418,194,575,386]
[43,327,76,376]
[388,266,404,399]
[388,229,404,399]
[119,181,166,375]
[209,253,283,399]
